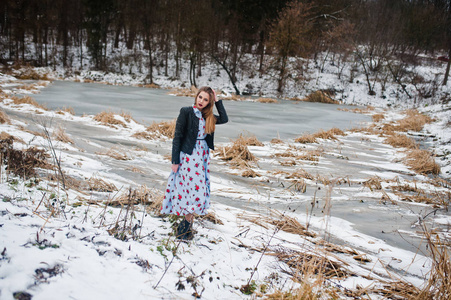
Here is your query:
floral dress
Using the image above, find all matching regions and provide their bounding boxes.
[161,106,211,216]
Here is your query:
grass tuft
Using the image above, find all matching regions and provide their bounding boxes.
[256,97,278,103]
[0,109,11,124]
[94,111,126,127]
[405,149,440,175]
[11,95,47,110]
[295,128,345,144]
[53,126,74,144]
[385,133,417,149]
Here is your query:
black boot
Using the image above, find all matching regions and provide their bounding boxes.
[176,219,189,239]
[183,220,194,240]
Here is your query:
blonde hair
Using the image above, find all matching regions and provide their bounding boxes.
[194,86,216,134]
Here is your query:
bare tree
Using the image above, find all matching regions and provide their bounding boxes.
[267,1,313,93]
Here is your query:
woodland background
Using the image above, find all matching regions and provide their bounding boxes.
[0,0,450,95]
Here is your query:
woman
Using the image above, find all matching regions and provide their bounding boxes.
[161,86,228,240]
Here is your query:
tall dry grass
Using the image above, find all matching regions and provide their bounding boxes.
[216,135,263,168]
[56,107,75,116]
[11,95,47,110]
[372,113,385,122]
[53,126,74,144]
[96,146,130,160]
[416,226,451,300]
[397,109,433,132]
[0,109,11,124]
[94,111,126,127]
[256,97,278,103]
[405,149,440,175]
[132,119,176,140]
[295,128,345,144]
[385,133,417,149]
[300,90,339,104]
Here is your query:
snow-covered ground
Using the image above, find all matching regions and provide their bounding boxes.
[0,51,450,299]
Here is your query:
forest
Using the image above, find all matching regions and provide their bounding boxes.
[0,0,450,94]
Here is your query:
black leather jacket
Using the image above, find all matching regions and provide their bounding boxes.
[171,100,228,165]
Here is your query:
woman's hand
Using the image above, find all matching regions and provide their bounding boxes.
[213,89,218,102]
[171,164,179,173]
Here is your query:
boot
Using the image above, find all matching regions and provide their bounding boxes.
[176,219,189,239]
[183,220,194,240]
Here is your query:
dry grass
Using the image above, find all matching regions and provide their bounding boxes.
[109,185,158,207]
[15,67,51,80]
[285,169,315,181]
[385,133,417,149]
[88,176,117,192]
[396,109,433,132]
[256,97,278,103]
[56,107,75,116]
[145,119,176,139]
[301,90,339,104]
[169,86,198,97]
[269,248,349,280]
[0,109,11,124]
[199,211,224,225]
[337,106,375,114]
[405,149,440,175]
[295,128,345,144]
[94,111,126,127]
[133,119,176,140]
[11,95,47,110]
[270,138,284,144]
[137,83,160,89]
[96,146,130,160]
[294,133,317,144]
[372,113,385,122]
[269,210,316,237]
[119,111,137,123]
[364,176,383,191]
[242,169,260,178]
[216,135,262,168]
[53,126,74,144]
[0,136,51,178]
[416,226,451,300]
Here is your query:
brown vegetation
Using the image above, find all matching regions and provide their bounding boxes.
[11,95,47,110]
[56,107,75,115]
[295,127,345,143]
[216,135,263,168]
[96,146,130,160]
[88,176,117,192]
[300,90,339,104]
[372,113,385,122]
[385,133,417,149]
[241,168,260,178]
[256,97,278,103]
[145,119,175,139]
[53,126,74,144]
[133,119,176,140]
[0,109,11,124]
[396,109,433,132]
[405,149,441,175]
[94,111,126,127]
[14,67,51,80]
[0,136,51,178]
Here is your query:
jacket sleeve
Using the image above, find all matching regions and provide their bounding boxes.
[214,100,228,125]
[171,107,188,165]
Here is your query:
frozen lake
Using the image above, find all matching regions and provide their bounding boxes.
[16,80,443,256]
[33,81,369,143]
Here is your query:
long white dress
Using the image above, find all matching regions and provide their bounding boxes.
[161,106,211,216]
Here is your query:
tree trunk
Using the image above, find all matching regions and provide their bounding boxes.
[443,47,451,85]
[212,55,240,95]
[277,56,287,93]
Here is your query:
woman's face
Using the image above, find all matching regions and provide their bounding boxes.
[195,91,210,110]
